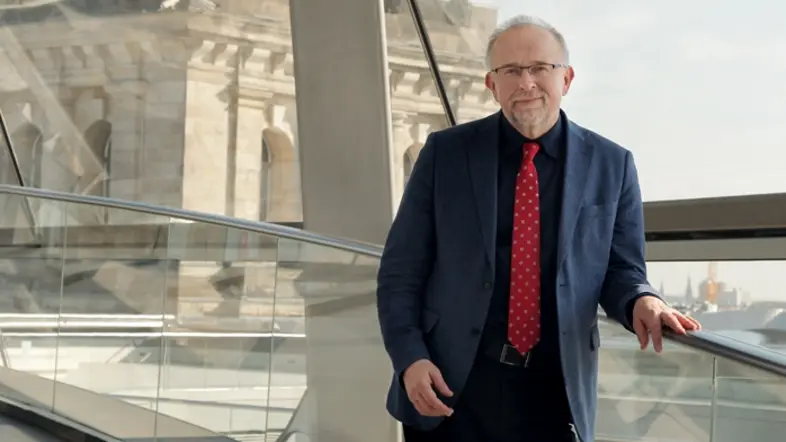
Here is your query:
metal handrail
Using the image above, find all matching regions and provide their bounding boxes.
[0,184,383,257]
[2,184,786,381]
[598,317,786,378]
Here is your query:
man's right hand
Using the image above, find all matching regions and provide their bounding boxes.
[403,359,454,417]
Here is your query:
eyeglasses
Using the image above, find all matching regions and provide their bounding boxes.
[491,63,569,79]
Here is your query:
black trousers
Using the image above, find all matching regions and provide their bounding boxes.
[402,356,578,442]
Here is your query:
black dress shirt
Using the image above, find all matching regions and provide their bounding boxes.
[477,112,573,426]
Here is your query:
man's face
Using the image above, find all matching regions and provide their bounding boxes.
[485,25,574,136]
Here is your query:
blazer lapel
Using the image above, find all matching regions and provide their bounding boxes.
[467,112,500,267]
[557,120,593,271]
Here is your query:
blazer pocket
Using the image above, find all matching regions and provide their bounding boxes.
[579,202,615,220]
[577,203,616,254]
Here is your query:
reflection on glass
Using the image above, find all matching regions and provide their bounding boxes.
[715,358,786,442]
[597,321,713,441]
[0,192,64,412]
[0,0,504,224]
[2,191,786,440]
[49,200,171,436]
[0,1,303,223]
[273,238,393,441]
[597,321,786,441]
[0,189,395,439]
[266,238,305,436]
[161,221,279,438]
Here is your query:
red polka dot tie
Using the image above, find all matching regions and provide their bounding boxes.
[508,142,541,355]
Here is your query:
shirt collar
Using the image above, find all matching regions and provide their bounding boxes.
[499,111,564,159]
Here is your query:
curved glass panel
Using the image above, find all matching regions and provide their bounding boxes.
[0,188,785,441]
[419,0,785,201]
[0,190,391,440]
[385,1,500,206]
[386,2,454,204]
[598,320,786,442]
[407,0,497,124]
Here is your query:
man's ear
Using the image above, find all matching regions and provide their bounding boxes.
[562,66,575,96]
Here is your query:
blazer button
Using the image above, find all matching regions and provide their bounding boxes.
[483,282,492,289]
[471,327,482,336]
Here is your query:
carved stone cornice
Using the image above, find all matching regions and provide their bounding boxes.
[104,80,150,97]
[237,46,292,76]
[388,64,494,114]
[236,88,274,111]
[188,40,240,70]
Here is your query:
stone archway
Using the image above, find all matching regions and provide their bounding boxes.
[83,119,112,198]
[403,142,423,185]
[261,126,299,222]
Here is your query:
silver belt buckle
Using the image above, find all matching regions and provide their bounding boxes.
[500,344,531,367]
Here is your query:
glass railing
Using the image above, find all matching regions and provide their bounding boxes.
[0,184,785,442]
[644,193,786,355]
[597,318,786,442]
[0,186,389,440]
[0,185,388,440]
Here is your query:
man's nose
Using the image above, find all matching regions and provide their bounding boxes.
[517,72,538,89]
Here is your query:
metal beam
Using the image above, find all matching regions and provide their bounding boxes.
[645,193,786,233]
[288,0,399,441]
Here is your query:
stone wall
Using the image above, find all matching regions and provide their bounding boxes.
[0,0,499,224]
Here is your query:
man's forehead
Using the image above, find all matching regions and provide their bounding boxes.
[491,26,562,62]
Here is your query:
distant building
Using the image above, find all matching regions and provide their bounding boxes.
[0,0,500,226]
[660,273,749,311]
[685,275,694,304]
[659,277,696,307]
[698,279,749,308]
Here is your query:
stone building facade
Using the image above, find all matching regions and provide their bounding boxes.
[0,0,499,225]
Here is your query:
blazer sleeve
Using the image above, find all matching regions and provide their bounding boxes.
[376,133,437,376]
[599,151,661,331]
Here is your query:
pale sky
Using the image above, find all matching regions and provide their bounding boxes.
[469,1,786,301]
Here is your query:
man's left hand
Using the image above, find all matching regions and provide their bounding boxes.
[632,296,701,353]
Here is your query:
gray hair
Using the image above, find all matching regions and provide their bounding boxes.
[485,15,570,70]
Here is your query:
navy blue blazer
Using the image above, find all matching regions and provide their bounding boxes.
[376,111,658,442]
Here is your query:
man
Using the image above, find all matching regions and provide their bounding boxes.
[376,14,701,442]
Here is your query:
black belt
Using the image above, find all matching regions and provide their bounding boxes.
[483,343,532,367]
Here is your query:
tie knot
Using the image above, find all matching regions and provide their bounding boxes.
[523,142,539,164]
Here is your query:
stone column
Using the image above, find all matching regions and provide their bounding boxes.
[389,111,411,210]
[180,41,238,216]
